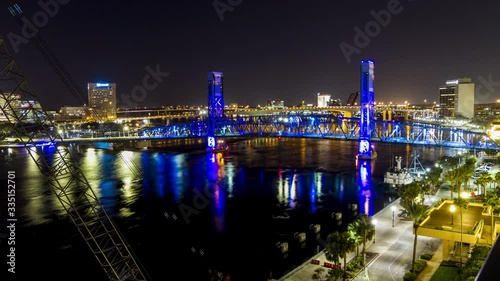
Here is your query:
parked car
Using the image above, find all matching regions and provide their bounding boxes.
[476,165,491,172]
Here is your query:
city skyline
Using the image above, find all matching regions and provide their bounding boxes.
[0,0,499,110]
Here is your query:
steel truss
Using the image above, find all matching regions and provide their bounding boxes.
[141,114,500,150]
[0,37,146,280]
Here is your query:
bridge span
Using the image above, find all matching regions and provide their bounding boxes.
[138,114,499,150]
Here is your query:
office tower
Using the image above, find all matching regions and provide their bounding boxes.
[439,78,475,118]
[317,92,331,108]
[87,82,117,119]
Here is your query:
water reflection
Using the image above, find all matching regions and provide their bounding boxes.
[13,138,440,281]
[206,152,226,233]
[357,159,374,216]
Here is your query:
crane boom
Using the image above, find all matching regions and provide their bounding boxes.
[8,3,143,178]
[0,36,148,280]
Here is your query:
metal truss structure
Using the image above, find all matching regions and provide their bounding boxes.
[140,114,500,150]
[206,72,224,150]
[0,37,147,280]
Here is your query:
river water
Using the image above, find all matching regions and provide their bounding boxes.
[0,137,455,281]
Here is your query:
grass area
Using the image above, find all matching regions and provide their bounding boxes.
[429,265,461,281]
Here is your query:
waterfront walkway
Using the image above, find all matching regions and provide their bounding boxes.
[275,187,452,281]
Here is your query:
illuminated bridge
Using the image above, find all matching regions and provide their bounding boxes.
[139,114,500,150]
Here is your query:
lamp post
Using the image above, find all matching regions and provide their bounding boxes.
[372,219,377,243]
[124,125,129,137]
[450,205,456,226]
[391,206,396,227]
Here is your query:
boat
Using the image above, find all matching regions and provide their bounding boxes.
[384,152,427,186]
[384,156,414,186]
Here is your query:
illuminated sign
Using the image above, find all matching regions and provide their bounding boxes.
[207,136,215,148]
[446,80,458,85]
[96,83,110,87]
[359,140,370,154]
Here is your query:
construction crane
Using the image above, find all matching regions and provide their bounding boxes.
[1,4,149,281]
[7,3,143,178]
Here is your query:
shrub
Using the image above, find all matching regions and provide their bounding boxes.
[354,255,364,266]
[420,253,433,260]
[440,260,456,266]
[413,259,427,274]
[345,262,356,272]
[403,271,417,281]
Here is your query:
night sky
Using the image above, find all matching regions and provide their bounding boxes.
[0,0,499,110]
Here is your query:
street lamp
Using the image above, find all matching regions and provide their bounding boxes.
[450,205,456,226]
[124,125,129,137]
[372,219,378,243]
[391,206,396,227]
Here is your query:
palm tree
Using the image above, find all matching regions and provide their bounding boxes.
[454,197,469,269]
[494,171,500,189]
[427,167,443,195]
[399,200,431,272]
[324,230,356,281]
[475,172,492,197]
[460,160,476,193]
[443,169,460,200]
[351,215,375,266]
[356,215,375,255]
[347,221,362,256]
[398,182,423,203]
[424,168,442,196]
[325,231,342,266]
[484,193,500,244]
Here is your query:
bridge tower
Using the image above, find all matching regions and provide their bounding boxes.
[357,60,377,160]
[207,72,224,151]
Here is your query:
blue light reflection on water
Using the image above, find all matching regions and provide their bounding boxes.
[357,159,374,216]
[4,138,456,281]
[206,153,226,234]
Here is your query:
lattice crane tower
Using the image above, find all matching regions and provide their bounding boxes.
[0,36,147,281]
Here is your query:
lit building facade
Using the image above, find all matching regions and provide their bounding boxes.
[317,92,331,108]
[266,99,285,109]
[57,106,87,121]
[0,93,45,123]
[439,78,475,118]
[87,82,117,119]
[0,93,21,122]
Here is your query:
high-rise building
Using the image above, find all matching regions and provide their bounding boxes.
[87,82,117,119]
[317,92,331,108]
[439,78,475,118]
